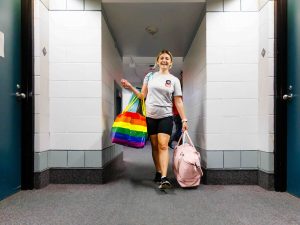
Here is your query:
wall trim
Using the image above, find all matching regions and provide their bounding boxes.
[34,152,274,190]
[206,0,270,12]
[34,145,123,172]
[197,148,274,173]
[202,168,274,190]
[258,170,275,190]
[42,0,102,11]
[34,152,123,189]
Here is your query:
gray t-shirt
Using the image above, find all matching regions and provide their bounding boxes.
[143,72,182,119]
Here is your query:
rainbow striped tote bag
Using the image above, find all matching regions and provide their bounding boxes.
[111,96,147,148]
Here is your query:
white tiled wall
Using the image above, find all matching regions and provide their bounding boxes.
[241,0,259,11]
[35,0,121,171]
[67,0,84,10]
[34,0,50,153]
[35,0,104,155]
[182,16,207,149]
[101,16,123,149]
[48,0,101,11]
[258,1,274,153]
[185,0,274,171]
[207,0,260,12]
[49,0,66,10]
[206,9,259,151]
[259,0,269,9]
[49,10,102,150]
[224,0,240,12]
[208,0,270,12]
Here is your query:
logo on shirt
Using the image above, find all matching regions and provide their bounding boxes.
[165,80,171,87]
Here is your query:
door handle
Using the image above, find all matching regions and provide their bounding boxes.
[283,93,293,100]
[15,84,26,100]
[15,92,26,100]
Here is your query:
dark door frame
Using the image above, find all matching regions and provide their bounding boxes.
[21,0,34,190]
[274,0,287,192]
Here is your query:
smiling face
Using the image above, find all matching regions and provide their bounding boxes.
[156,51,173,70]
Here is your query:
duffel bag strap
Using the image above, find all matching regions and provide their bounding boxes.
[176,131,195,148]
[141,98,146,117]
[122,95,139,113]
[184,131,195,148]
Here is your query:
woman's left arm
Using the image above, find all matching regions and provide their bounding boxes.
[174,96,188,131]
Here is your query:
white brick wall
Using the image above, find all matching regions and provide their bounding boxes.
[206,9,259,151]
[183,16,206,148]
[185,0,274,157]
[101,16,123,149]
[208,0,260,12]
[47,0,101,11]
[241,0,259,11]
[258,1,274,153]
[34,0,50,153]
[49,10,102,150]
[259,0,269,9]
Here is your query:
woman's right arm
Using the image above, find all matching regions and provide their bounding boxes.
[120,79,148,99]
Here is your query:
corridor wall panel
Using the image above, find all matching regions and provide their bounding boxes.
[49,11,102,151]
[34,0,50,154]
[183,16,207,149]
[34,1,123,187]
[258,1,275,155]
[206,10,259,151]
[101,15,123,154]
[257,0,275,179]
[187,0,275,189]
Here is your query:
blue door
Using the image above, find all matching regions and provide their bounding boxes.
[286,0,300,197]
[0,0,22,200]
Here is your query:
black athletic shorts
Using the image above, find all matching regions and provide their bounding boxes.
[146,116,173,136]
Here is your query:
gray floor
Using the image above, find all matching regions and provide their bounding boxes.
[1,145,300,225]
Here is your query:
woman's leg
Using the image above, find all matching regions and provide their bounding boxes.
[157,133,171,177]
[149,134,160,172]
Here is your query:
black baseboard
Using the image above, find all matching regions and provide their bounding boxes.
[202,169,258,185]
[202,168,274,190]
[258,170,274,190]
[35,155,274,191]
[34,153,124,189]
[49,169,103,184]
[34,169,50,189]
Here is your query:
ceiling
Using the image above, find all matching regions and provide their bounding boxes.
[101,1,206,82]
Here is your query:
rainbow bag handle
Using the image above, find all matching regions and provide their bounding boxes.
[123,95,146,116]
[111,96,147,148]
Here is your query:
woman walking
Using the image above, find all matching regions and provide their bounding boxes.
[121,50,188,189]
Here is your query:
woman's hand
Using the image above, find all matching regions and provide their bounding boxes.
[121,79,147,100]
[121,79,132,89]
[182,121,188,132]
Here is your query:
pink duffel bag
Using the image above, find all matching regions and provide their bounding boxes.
[173,131,203,188]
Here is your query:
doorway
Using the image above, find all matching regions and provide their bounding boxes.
[285,0,300,197]
[275,0,300,197]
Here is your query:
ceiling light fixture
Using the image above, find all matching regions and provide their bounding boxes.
[145,26,159,36]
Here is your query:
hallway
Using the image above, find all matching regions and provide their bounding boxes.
[1,145,300,225]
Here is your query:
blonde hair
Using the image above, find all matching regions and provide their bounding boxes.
[154,49,173,69]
